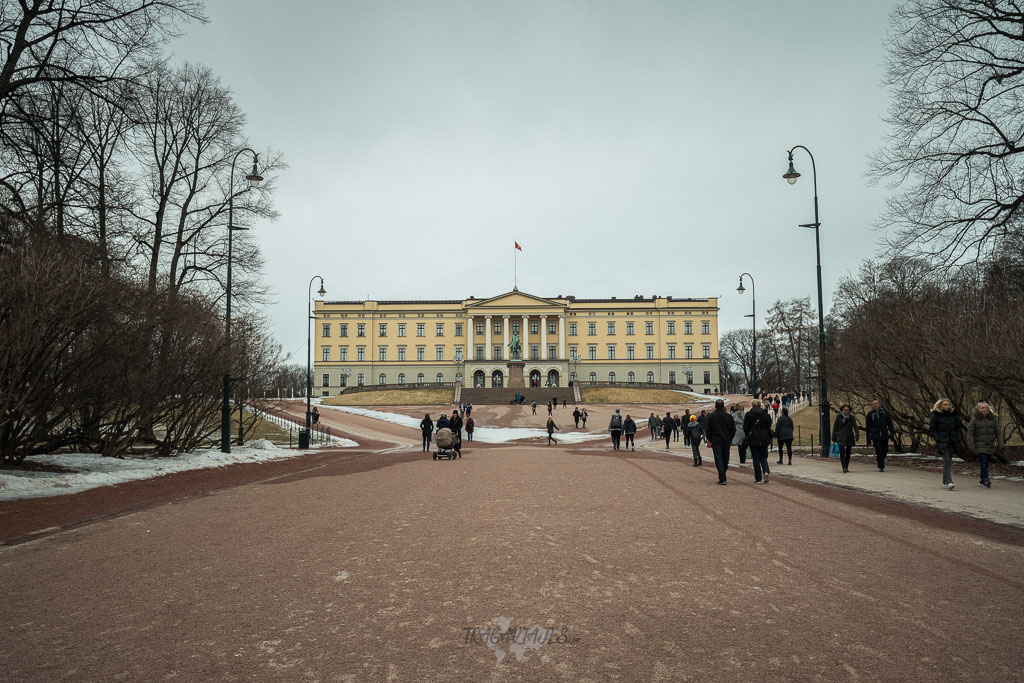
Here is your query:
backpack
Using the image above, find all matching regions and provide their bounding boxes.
[610,414,622,429]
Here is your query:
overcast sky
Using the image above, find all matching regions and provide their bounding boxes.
[172,0,900,363]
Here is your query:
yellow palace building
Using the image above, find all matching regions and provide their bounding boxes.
[312,289,719,396]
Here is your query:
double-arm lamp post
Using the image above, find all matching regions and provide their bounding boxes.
[736,273,756,396]
[306,276,326,432]
[221,149,263,454]
[784,145,830,457]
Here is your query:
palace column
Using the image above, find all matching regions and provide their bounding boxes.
[558,314,566,360]
[467,315,474,359]
[502,315,510,359]
[522,314,529,359]
[485,315,492,360]
[540,315,548,359]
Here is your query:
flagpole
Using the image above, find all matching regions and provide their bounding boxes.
[514,244,517,289]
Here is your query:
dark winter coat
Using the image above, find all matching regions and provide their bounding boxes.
[865,408,895,442]
[623,417,637,435]
[775,415,794,441]
[831,413,859,447]
[546,420,559,434]
[436,414,449,430]
[966,410,1002,453]
[743,407,773,447]
[685,421,704,443]
[706,409,737,444]
[420,417,434,434]
[466,417,475,433]
[449,415,463,435]
[929,409,962,453]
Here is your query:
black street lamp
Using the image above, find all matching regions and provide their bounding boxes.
[784,145,830,457]
[453,349,465,385]
[221,149,263,454]
[737,273,756,396]
[306,275,326,436]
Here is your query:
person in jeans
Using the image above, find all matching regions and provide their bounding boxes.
[929,398,961,490]
[966,402,1001,489]
[775,407,794,465]
[420,413,434,452]
[865,399,896,472]
[623,414,637,451]
[832,405,859,473]
[705,399,736,484]
[744,399,773,483]
[546,417,559,445]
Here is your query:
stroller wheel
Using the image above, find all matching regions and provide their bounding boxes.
[432,453,437,460]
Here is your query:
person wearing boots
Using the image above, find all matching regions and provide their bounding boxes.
[832,405,859,473]
[966,402,1002,489]
[685,415,704,466]
[865,399,896,472]
[929,398,962,490]
[706,399,737,484]
[623,414,637,451]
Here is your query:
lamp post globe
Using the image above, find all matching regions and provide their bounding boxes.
[306,275,326,436]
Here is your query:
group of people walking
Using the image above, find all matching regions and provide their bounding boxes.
[420,409,474,453]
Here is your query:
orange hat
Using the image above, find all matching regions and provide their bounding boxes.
[689,415,697,421]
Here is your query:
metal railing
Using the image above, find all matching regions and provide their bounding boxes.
[579,381,698,391]
[249,403,334,447]
[337,381,457,395]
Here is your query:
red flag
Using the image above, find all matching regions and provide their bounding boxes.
[515,242,522,251]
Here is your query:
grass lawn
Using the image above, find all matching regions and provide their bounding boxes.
[579,388,712,404]
[323,388,455,406]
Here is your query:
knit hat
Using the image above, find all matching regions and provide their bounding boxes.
[690,415,697,421]
[615,409,620,414]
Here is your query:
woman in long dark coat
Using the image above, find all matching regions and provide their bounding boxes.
[930,398,961,490]
[832,404,859,473]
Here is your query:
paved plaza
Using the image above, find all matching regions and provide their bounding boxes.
[2,402,1022,681]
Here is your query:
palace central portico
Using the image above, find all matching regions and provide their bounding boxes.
[312,289,720,396]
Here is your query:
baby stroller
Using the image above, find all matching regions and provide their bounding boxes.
[433,427,462,460]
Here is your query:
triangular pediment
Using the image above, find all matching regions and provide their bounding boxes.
[466,290,563,309]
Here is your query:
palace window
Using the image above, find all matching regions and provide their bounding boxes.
[685,344,693,359]
[455,323,463,336]
[588,322,596,335]
[398,347,406,361]
[417,324,425,337]
[493,321,502,334]
[436,323,444,336]
[339,347,348,361]
[667,321,676,335]
[645,321,654,335]
[417,347,425,361]
[628,371,635,382]
[588,345,597,360]
[417,373,425,384]
[609,372,616,382]
[569,322,578,336]
[357,324,366,337]
[322,348,330,362]
[476,322,484,335]
[530,345,539,360]
[607,322,615,335]
[647,371,655,383]
[703,370,711,384]
[339,373,347,387]
[379,323,387,337]
[436,373,444,384]
[548,345,557,359]
[475,345,484,360]
[357,348,365,362]
[669,371,676,384]
[357,373,364,386]
[626,322,634,335]
[607,345,616,360]
[512,322,520,335]
[668,345,676,360]
[548,321,556,334]
[589,372,597,382]
[436,346,444,361]
[702,321,710,335]
[322,374,329,387]
[530,322,539,334]
[494,345,503,360]
[379,373,386,385]
[686,370,694,384]
[569,345,578,360]
[398,373,405,384]
[321,323,330,337]
[646,345,654,360]
[627,345,635,359]
[684,321,692,335]
[398,323,406,337]
[379,347,387,361]
[340,324,348,337]
[702,344,711,359]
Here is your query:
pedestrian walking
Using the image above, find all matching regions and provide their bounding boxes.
[743,399,773,484]
[706,399,737,484]
[775,407,794,465]
[685,415,704,466]
[547,401,552,416]
[420,413,434,452]
[573,407,581,428]
[449,410,463,455]
[673,414,681,442]
[865,399,896,472]
[730,405,747,464]
[531,400,537,415]
[683,409,692,446]
[609,409,624,450]
[546,417,559,445]
[562,398,567,408]
[966,402,1002,489]
[466,402,473,418]
[831,405,859,473]
[648,413,658,441]
[930,398,961,490]
[311,407,320,424]
[623,414,637,451]
[664,411,674,449]
[466,416,475,442]
[581,408,588,428]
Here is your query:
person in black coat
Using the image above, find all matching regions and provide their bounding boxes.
[929,398,961,490]
[685,415,704,467]
[865,399,896,472]
[705,400,737,484]
[743,400,773,484]
[663,411,674,450]
[775,408,794,465]
[831,405,859,473]
[449,410,463,454]
[420,414,434,452]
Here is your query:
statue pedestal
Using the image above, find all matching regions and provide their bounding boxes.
[506,361,525,389]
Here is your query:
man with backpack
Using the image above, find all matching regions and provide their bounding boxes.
[609,409,624,450]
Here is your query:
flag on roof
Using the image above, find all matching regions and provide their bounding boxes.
[515,242,522,251]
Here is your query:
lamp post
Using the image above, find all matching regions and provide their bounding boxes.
[306,275,326,434]
[681,364,693,390]
[736,273,756,396]
[340,367,352,391]
[783,145,829,457]
[453,349,464,385]
[221,149,263,454]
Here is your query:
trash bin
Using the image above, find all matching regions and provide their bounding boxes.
[298,429,310,449]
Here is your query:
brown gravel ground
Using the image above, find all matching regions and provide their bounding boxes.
[1,405,1023,682]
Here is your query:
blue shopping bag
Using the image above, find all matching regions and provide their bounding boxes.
[830,443,840,457]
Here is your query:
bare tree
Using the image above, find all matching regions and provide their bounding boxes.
[871,0,1024,266]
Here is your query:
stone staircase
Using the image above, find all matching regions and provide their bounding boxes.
[458,386,576,406]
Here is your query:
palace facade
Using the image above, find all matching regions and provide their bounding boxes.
[312,289,720,396]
